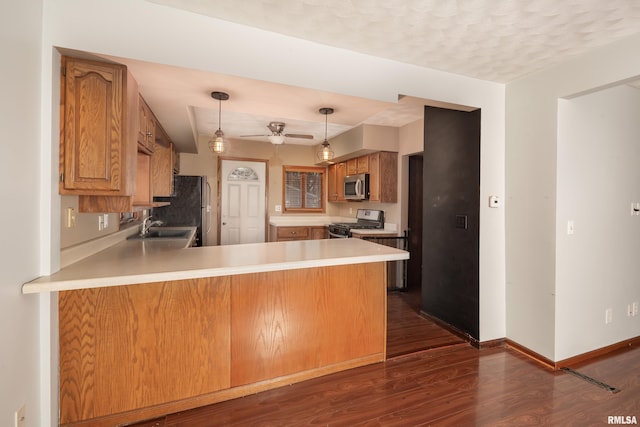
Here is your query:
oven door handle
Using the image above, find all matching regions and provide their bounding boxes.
[329,231,349,238]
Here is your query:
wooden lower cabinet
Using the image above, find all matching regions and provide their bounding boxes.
[58,263,386,427]
[269,225,328,241]
[231,265,385,386]
[310,226,328,239]
[58,278,231,426]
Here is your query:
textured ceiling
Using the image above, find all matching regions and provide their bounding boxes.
[83,2,640,153]
[149,0,640,83]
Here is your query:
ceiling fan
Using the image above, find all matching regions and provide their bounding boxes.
[241,122,314,145]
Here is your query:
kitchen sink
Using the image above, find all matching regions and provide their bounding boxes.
[128,227,194,240]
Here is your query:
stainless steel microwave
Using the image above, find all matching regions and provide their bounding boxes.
[344,173,369,200]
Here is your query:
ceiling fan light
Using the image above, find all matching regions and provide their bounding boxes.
[268,134,285,145]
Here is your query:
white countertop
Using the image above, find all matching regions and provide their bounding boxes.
[23,238,409,294]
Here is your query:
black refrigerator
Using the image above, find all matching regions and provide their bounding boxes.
[152,175,211,246]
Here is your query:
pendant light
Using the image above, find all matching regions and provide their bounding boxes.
[208,91,229,154]
[316,107,335,161]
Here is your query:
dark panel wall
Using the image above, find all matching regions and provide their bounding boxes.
[407,155,424,289]
[422,106,481,340]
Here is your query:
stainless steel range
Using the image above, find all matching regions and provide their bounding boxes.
[328,209,385,238]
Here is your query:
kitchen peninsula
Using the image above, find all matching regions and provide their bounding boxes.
[24,236,408,427]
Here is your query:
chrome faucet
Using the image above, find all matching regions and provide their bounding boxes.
[140,216,164,236]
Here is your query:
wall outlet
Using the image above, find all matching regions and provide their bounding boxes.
[275,204,282,212]
[605,308,613,324]
[15,405,25,427]
[66,207,76,228]
[633,301,639,317]
[98,215,105,231]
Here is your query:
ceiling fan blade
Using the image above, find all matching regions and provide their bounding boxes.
[284,133,314,139]
[240,134,269,138]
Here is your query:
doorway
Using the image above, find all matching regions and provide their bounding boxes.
[386,152,468,358]
[218,158,267,245]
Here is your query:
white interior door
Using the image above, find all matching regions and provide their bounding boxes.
[220,160,266,245]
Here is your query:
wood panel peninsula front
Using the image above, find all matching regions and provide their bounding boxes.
[23,238,408,427]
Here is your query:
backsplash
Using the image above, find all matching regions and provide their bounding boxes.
[60,195,120,249]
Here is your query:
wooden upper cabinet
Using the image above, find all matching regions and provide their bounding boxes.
[137,96,155,154]
[173,145,180,174]
[368,152,397,203]
[152,125,175,197]
[59,56,137,196]
[134,152,152,206]
[346,155,369,176]
[356,155,369,173]
[327,153,396,204]
[327,162,346,202]
[346,158,358,175]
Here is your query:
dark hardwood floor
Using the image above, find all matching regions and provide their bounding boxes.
[386,288,465,358]
[131,344,640,426]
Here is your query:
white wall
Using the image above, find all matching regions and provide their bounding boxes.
[556,85,640,360]
[506,33,640,360]
[0,1,45,426]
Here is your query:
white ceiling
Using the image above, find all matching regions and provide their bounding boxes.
[85,1,640,153]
